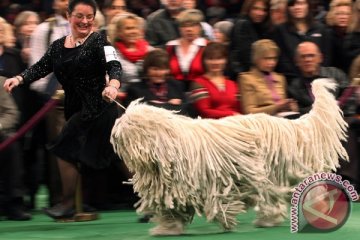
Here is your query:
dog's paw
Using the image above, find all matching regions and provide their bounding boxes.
[150,221,184,236]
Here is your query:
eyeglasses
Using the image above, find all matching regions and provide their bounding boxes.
[71,13,95,21]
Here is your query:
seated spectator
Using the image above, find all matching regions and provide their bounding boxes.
[108,13,153,97]
[326,0,352,72]
[213,20,234,46]
[0,17,16,48]
[344,0,360,73]
[239,39,298,116]
[271,0,333,81]
[189,42,241,119]
[270,0,287,25]
[182,0,214,40]
[288,41,349,115]
[124,48,188,115]
[166,9,208,91]
[229,0,271,79]
[13,11,40,66]
[100,0,128,38]
[145,0,184,48]
[0,76,31,221]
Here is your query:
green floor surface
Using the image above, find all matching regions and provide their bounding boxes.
[1,203,359,240]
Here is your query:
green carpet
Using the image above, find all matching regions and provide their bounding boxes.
[1,203,359,240]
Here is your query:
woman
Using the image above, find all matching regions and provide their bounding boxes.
[344,0,360,73]
[271,0,333,81]
[125,49,187,118]
[326,0,352,72]
[239,39,298,116]
[229,0,271,79]
[190,42,241,119]
[166,9,207,92]
[270,0,287,25]
[3,0,122,220]
[13,11,40,65]
[108,13,152,97]
[213,20,234,46]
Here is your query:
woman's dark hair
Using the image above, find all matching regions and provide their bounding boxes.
[286,0,313,27]
[241,0,270,18]
[68,0,97,14]
[202,42,228,59]
[201,42,228,69]
[143,49,170,75]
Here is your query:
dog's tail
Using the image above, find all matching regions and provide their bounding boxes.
[294,79,348,172]
[229,79,348,187]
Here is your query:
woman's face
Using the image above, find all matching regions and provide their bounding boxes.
[213,29,226,43]
[118,18,139,45]
[255,50,278,72]
[249,1,268,23]
[333,5,351,28]
[179,22,201,42]
[289,0,309,20]
[204,57,227,73]
[68,3,95,37]
[19,15,39,37]
[105,0,127,22]
[147,66,169,84]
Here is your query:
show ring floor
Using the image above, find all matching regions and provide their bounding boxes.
[1,202,359,240]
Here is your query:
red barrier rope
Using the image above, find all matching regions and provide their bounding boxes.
[0,98,59,152]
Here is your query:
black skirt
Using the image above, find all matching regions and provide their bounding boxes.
[48,104,120,169]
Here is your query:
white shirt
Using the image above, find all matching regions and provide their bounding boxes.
[166,37,207,74]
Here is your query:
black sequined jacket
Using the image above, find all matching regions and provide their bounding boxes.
[20,32,122,120]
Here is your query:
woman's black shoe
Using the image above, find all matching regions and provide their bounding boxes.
[43,205,75,220]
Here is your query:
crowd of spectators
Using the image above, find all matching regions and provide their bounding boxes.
[0,0,359,221]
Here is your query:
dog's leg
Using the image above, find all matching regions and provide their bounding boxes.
[149,209,193,236]
[253,192,287,228]
[213,201,245,231]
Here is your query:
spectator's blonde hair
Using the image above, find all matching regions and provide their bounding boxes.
[251,39,279,64]
[326,0,352,26]
[0,17,16,47]
[176,9,203,26]
[13,10,40,37]
[270,0,287,9]
[108,13,142,45]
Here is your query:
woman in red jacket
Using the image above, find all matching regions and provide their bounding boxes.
[166,9,207,91]
[190,42,241,118]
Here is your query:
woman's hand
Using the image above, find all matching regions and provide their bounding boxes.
[102,85,119,102]
[3,76,22,93]
[102,79,121,102]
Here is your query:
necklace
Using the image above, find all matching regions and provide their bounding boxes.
[69,31,93,47]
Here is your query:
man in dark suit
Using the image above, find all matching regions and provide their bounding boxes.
[288,41,349,115]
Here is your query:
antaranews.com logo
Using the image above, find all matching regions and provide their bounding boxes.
[290,172,359,233]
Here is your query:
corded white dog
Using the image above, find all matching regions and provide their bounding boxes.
[110,79,348,236]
